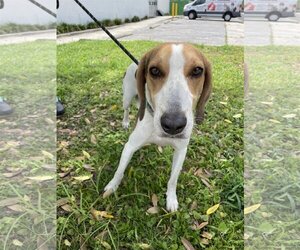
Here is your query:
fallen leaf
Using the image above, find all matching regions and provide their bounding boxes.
[82,150,91,159]
[12,239,23,246]
[137,243,151,249]
[41,150,55,160]
[91,208,114,220]
[27,176,55,182]
[282,114,296,118]
[57,198,69,207]
[200,238,209,245]
[100,241,111,249]
[61,204,73,212]
[0,197,20,207]
[2,170,23,178]
[269,119,281,124]
[190,201,197,210]
[261,101,273,105]
[181,237,196,250]
[85,118,91,124]
[64,239,71,246]
[152,194,158,207]
[201,178,212,190]
[244,204,261,215]
[110,105,118,111]
[201,232,213,240]
[191,221,208,230]
[158,146,163,153]
[233,113,242,118]
[147,206,159,214]
[91,134,97,144]
[206,204,220,215]
[224,119,232,124]
[219,102,227,105]
[45,118,54,124]
[8,204,26,212]
[73,174,92,182]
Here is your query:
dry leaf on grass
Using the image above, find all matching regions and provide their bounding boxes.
[206,204,220,215]
[152,194,158,207]
[146,206,159,214]
[244,204,261,215]
[8,204,26,212]
[27,175,55,182]
[91,134,97,144]
[0,197,20,207]
[191,221,208,230]
[201,232,213,240]
[181,237,196,250]
[91,208,114,220]
[73,174,92,182]
[61,204,73,212]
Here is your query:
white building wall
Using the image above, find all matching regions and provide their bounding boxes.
[57,0,149,24]
[157,0,170,14]
[0,0,55,25]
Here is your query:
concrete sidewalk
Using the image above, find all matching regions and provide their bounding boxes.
[57,16,173,44]
[0,29,56,45]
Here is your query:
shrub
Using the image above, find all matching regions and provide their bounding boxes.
[131,16,140,22]
[124,18,131,23]
[102,19,113,26]
[141,16,148,20]
[113,18,122,25]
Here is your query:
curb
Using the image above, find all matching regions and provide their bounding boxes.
[57,16,173,38]
[0,29,55,39]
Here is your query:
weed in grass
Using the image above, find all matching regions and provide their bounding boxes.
[57,40,244,249]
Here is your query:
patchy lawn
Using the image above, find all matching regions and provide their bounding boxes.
[0,41,56,249]
[57,41,244,249]
[244,46,300,249]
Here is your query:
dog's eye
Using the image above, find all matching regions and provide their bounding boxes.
[191,67,203,77]
[150,67,161,77]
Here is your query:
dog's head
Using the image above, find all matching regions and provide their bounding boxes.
[136,43,212,139]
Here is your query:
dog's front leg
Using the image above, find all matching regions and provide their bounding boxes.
[166,147,187,212]
[103,127,147,198]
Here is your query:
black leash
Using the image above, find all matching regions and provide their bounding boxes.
[73,0,139,65]
[27,0,56,18]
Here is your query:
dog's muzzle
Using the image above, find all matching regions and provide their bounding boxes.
[160,112,187,136]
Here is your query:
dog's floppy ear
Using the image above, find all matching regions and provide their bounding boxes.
[136,52,150,121]
[195,54,212,124]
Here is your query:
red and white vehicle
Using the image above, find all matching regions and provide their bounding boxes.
[244,0,298,21]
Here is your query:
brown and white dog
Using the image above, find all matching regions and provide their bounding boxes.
[103,43,212,211]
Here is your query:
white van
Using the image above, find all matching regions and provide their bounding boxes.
[183,0,243,21]
[244,0,297,21]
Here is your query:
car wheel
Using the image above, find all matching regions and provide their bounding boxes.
[188,11,197,20]
[268,12,280,21]
[223,12,232,21]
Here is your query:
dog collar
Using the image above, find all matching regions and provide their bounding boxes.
[146,100,154,117]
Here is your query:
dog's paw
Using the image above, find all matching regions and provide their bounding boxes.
[103,179,120,198]
[122,120,130,129]
[166,194,178,212]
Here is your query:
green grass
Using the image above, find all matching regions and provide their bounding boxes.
[0,23,56,35]
[0,41,56,249]
[244,46,300,249]
[57,41,244,249]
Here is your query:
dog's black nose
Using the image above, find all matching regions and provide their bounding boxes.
[161,112,187,135]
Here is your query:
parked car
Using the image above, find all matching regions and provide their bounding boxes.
[244,0,297,21]
[183,0,243,21]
